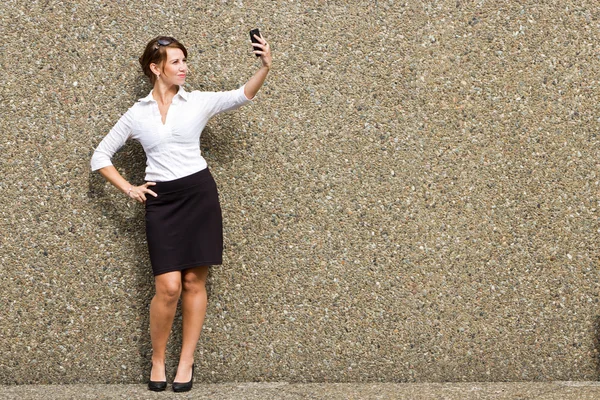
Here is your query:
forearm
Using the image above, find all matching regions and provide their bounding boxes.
[244,65,270,100]
[98,165,132,194]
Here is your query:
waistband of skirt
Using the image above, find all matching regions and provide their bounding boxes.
[149,168,213,194]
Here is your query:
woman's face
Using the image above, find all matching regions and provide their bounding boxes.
[158,47,187,86]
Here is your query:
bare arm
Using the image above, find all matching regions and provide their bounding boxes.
[98,165,157,204]
[244,33,272,100]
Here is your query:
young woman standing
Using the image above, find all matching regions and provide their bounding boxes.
[91,34,271,392]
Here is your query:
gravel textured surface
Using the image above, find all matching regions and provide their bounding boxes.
[2,0,600,384]
[2,382,600,400]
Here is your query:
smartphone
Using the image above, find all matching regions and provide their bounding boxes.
[249,28,261,57]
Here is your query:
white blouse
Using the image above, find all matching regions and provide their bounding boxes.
[91,85,252,182]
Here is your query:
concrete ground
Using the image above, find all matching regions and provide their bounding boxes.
[1,382,600,400]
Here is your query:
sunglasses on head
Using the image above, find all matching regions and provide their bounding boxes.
[154,37,175,50]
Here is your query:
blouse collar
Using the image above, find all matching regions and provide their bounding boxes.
[139,85,189,103]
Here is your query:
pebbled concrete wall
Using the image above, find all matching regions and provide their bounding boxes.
[2,0,600,384]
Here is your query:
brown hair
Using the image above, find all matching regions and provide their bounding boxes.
[139,36,188,85]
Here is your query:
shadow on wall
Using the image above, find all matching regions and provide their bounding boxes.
[87,140,158,376]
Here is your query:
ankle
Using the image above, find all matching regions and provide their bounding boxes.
[177,358,194,368]
[152,356,166,365]
[151,360,166,372]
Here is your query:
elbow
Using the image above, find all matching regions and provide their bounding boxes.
[243,87,256,101]
[90,151,112,172]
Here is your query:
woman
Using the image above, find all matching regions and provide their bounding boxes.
[90,34,271,392]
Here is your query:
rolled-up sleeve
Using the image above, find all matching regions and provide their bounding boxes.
[200,85,253,119]
[90,108,134,171]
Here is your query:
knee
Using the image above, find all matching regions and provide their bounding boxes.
[156,281,181,303]
[182,274,206,294]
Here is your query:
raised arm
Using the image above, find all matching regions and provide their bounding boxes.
[244,33,272,100]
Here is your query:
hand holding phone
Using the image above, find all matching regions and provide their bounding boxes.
[250,28,261,57]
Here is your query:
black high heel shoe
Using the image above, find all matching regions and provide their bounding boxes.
[172,364,194,393]
[148,363,167,392]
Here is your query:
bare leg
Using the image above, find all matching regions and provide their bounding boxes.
[149,271,182,381]
[174,265,209,383]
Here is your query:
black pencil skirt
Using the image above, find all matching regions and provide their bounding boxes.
[145,168,223,276]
